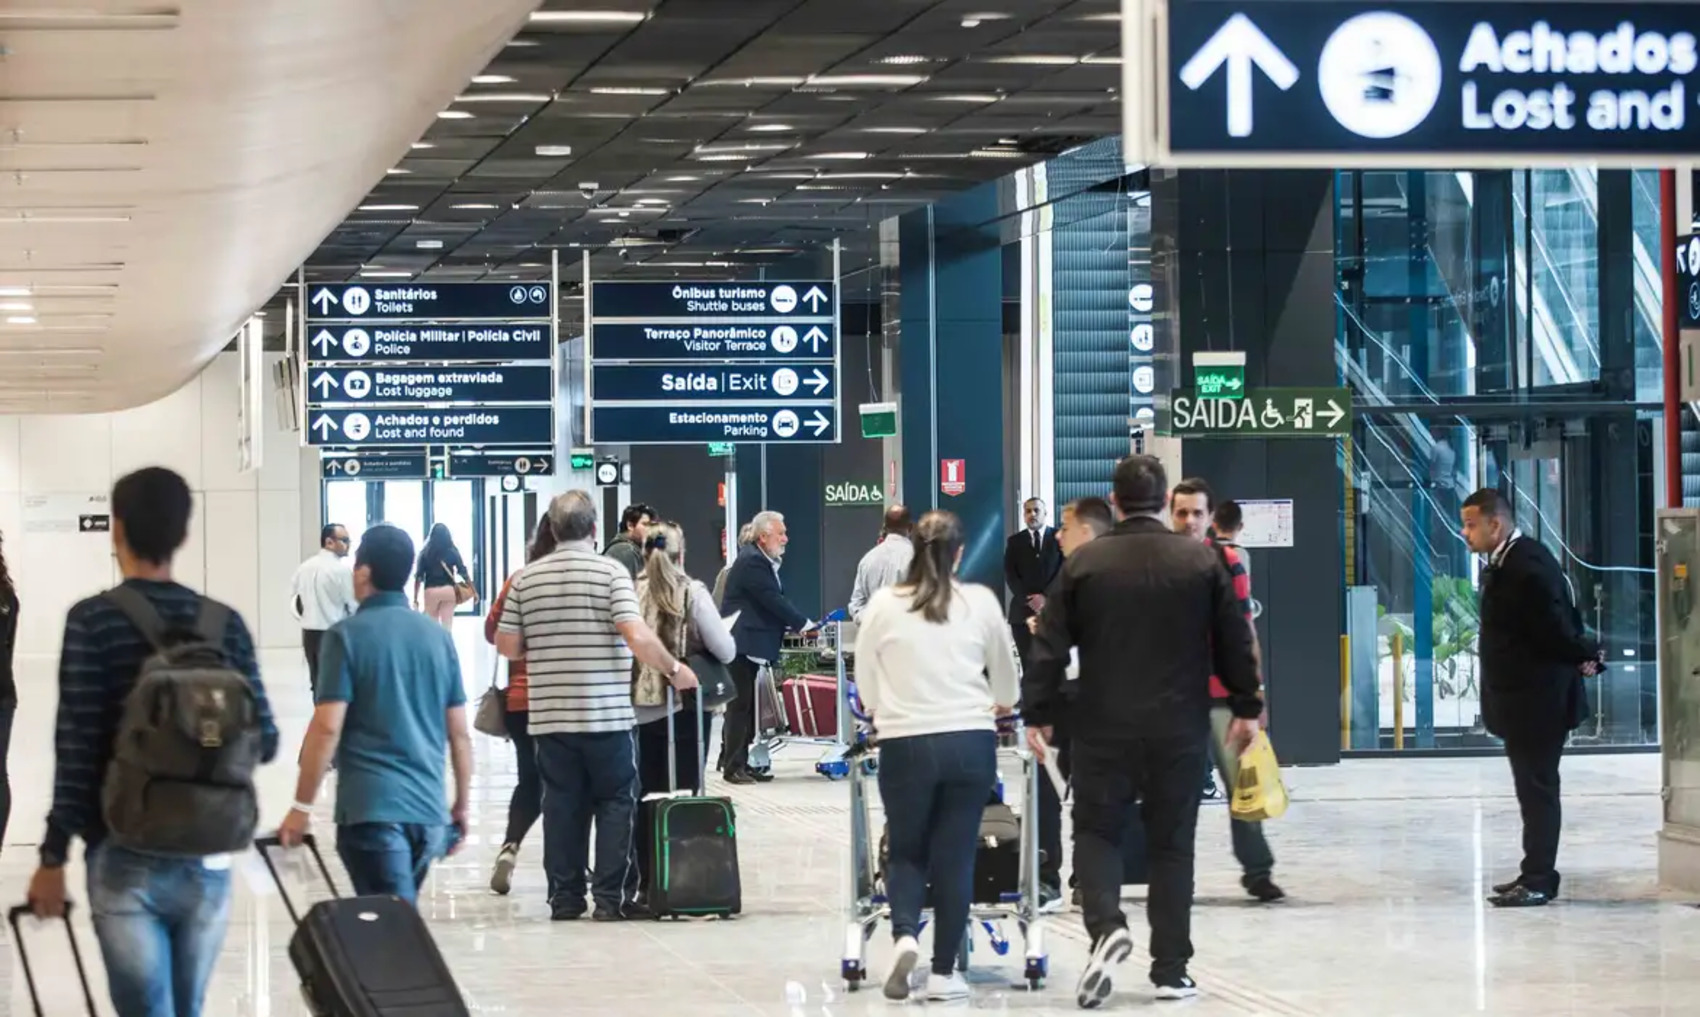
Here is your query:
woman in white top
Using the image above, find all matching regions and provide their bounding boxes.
[854,510,1020,1003]
[633,521,735,800]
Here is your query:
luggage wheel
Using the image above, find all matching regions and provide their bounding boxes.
[1023,956,1048,990]
[842,958,866,990]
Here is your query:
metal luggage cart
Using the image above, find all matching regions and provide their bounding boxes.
[748,621,853,776]
[838,716,1050,993]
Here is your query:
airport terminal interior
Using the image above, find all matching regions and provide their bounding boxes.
[4,0,1700,1014]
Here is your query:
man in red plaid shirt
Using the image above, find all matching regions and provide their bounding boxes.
[1169,478,1284,903]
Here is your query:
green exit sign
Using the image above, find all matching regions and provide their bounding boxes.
[860,401,898,439]
[569,450,595,471]
[1192,352,1246,399]
[707,442,735,458]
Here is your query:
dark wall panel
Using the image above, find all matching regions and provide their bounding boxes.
[628,445,728,590]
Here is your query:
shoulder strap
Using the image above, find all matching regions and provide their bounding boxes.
[102,586,169,651]
[195,597,231,647]
[679,586,693,658]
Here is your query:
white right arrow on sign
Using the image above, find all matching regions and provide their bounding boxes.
[1321,399,1346,428]
[806,368,830,395]
[807,410,831,436]
[1178,13,1298,138]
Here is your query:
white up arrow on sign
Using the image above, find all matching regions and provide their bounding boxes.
[803,286,829,312]
[310,289,340,315]
[1178,14,1298,138]
[311,415,339,441]
[803,327,830,353]
[311,330,337,356]
[310,373,339,398]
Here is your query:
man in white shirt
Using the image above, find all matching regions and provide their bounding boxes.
[849,505,914,620]
[292,523,358,694]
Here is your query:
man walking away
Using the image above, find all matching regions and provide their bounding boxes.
[1004,497,1062,672]
[1027,456,1261,1006]
[278,524,472,905]
[849,505,914,620]
[1171,478,1282,901]
[497,491,697,921]
[29,467,280,1017]
[292,523,358,695]
[1462,488,1601,908]
[605,503,655,580]
[720,510,813,784]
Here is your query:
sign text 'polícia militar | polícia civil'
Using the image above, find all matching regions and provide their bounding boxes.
[1461,22,1697,132]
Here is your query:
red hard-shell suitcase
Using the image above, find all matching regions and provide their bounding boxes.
[257,835,469,1017]
[782,674,837,738]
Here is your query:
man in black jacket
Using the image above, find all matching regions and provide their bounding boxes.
[1461,488,1601,908]
[604,503,654,580]
[1028,456,1261,1006]
[1005,497,1062,670]
[719,510,813,784]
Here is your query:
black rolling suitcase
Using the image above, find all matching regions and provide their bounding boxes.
[257,834,469,1016]
[9,903,100,1016]
[644,688,742,918]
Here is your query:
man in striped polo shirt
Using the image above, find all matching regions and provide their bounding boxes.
[1170,478,1283,903]
[497,490,698,922]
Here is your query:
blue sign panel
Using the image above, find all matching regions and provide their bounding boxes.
[449,449,555,478]
[591,281,835,320]
[1157,2,1700,163]
[320,451,428,480]
[591,321,835,362]
[306,364,554,407]
[1679,233,1700,329]
[307,407,554,448]
[306,282,552,322]
[592,364,835,403]
[592,405,836,445]
[305,324,552,365]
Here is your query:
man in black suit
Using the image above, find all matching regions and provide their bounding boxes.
[719,510,813,785]
[1461,488,1602,908]
[1005,496,1062,670]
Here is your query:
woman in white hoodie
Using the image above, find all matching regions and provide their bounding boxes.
[855,510,1020,1002]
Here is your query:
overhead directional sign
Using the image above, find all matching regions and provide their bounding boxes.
[321,451,428,480]
[448,450,555,478]
[306,365,554,407]
[1126,0,1700,166]
[1162,387,1353,438]
[588,278,840,445]
[305,324,552,365]
[307,282,552,322]
[307,407,555,448]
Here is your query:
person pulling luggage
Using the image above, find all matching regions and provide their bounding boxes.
[855,510,1020,1003]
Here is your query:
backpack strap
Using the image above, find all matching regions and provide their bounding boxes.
[102,586,170,651]
[195,598,232,648]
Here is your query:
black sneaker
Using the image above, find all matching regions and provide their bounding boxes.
[1153,974,1199,1000]
[724,769,758,785]
[1075,927,1133,1009]
[593,902,653,922]
[1487,884,1549,908]
[1493,877,1560,900]
[1245,875,1285,903]
[550,905,586,922]
[750,768,775,783]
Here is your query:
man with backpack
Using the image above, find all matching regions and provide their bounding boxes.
[29,466,280,1017]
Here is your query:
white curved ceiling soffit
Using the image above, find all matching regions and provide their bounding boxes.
[0,0,540,414]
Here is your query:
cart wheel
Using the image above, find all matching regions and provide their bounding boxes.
[1027,976,1043,991]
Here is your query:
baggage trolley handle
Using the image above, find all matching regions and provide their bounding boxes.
[8,902,99,1017]
[254,833,343,926]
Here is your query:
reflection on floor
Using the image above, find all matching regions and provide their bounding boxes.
[0,637,1692,1015]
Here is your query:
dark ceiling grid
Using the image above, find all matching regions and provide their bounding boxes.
[296,0,1122,310]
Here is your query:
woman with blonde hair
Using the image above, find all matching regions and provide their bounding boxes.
[855,510,1018,1003]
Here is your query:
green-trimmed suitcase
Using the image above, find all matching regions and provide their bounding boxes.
[644,688,742,918]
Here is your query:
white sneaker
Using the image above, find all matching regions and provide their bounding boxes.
[925,972,970,1001]
[1075,927,1134,1010]
[489,844,518,896]
[884,936,920,1001]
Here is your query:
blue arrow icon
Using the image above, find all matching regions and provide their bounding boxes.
[311,289,339,315]
[804,327,829,353]
[311,415,338,441]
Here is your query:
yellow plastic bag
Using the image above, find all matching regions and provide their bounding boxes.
[1230,731,1288,822]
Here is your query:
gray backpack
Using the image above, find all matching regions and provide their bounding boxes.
[100,587,263,857]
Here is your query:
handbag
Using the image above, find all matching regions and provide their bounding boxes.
[474,655,508,739]
[444,562,476,606]
[1229,731,1289,822]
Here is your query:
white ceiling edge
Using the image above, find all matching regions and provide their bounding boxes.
[0,0,541,414]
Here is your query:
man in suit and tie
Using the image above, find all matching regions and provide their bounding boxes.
[720,510,814,785]
[1461,488,1602,908]
[1005,497,1063,671]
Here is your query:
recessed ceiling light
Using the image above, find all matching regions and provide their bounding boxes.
[633,198,670,206]
[694,142,793,156]
[529,10,648,23]
[358,204,419,212]
[505,38,540,47]
[1081,55,1122,65]
[806,74,927,88]
[928,93,1004,103]
[961,12,1013,28]
[535,144,574,157]
[416,239,445,250]
[386,168,411,175]
[0,301,32,311]
[987,54,1079,65]
[589,86,672,96]
[861,126,930,134]
[452,203,499,210]
[436,110,474,120]
[472,74,518,85]
[746,123,795,133]
[5,316,36,325]
[877,55,938,66]
[807,151,873,160]
[694,76,806,88]
[739,198,774,205]
[410,142,435,150]
[1078,12,1121,21]
[969,148,1029,158]
[664,175,702,182]
[454,92,552,103]
[359,270,413,279]
[0,287,29,297]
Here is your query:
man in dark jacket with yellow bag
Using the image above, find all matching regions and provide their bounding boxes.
[1461,489,1602,908]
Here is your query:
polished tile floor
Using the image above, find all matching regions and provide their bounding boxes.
[0,633,1692,1015]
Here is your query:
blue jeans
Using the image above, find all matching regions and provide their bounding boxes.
[86,843,232,1017]
[336,823,446,905]
[877,730,998,976]
[535,730,640,914]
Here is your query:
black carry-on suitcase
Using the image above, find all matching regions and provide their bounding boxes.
[644,687,742,918]
[8,903,101,1016]
[256,834,470,1016]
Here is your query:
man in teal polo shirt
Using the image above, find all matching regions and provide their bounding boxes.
[279,524,473,904]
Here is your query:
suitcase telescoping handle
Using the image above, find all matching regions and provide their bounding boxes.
[8,903,100,1017]
[254,833,342,925]
[664,683,709,796]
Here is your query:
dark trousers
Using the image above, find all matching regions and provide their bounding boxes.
[302,629,325,696]
[878,730,999,977]
[1072,734,1209,982]
[336,822,444,906]
[1037,728,1073,889]
[0,702,13,850]
[638,705,712,798]
[1206,706,1274,883]
[535,730,640,914]
[721,656,761,776]
[1010,618,1034,673]
[503,709,542,848]
[1504,729,1566,896]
